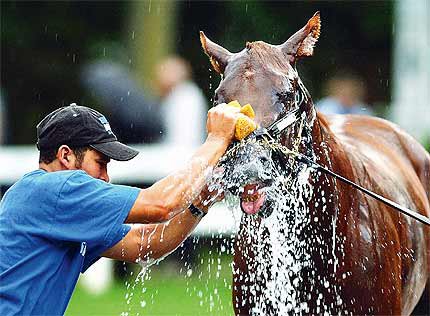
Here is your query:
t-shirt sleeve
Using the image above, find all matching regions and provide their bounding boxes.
[81,224,131,272]
[48,171,140,269]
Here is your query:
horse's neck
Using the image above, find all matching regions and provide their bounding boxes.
[310,113,353,192]
[307,113,352,244]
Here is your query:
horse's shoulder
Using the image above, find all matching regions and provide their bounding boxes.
[321,113,398,136]
[321,113,426,159]
[320,113,430,204]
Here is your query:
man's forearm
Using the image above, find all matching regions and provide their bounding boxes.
[137,208,202,262]
[103,208,203,263]
[127,134,229,223]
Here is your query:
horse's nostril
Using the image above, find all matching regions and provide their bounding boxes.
[228,186,239,195]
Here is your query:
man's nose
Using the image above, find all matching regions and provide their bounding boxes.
[100,169,110,183]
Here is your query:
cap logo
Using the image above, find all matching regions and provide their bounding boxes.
[98,116,113,135]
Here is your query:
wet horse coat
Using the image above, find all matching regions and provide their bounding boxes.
[201,12,430,315]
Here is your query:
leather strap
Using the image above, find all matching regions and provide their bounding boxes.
[188,204,206,218]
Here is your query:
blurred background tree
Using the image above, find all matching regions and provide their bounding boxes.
[1,0,393,145]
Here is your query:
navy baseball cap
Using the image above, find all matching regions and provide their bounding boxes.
[36,103,139,161]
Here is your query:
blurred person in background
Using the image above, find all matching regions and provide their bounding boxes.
[155,56,207,148]
[0,103,246,315]
[316,73,374,116]
[81,60,163,143]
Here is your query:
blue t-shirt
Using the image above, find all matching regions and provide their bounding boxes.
[0,169,140,315]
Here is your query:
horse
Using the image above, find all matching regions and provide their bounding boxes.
[200,12,430,315]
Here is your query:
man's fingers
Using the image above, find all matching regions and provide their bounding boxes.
[210,105,257,140]
[207,101,257,143]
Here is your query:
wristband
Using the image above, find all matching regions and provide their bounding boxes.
[189,204,206,218]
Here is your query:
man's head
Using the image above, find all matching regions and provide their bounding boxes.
[37,103,138,181]
[155,56,192,97]
[324,74,366,108]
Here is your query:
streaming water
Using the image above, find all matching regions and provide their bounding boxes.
[246,167,314,315]
[211,117,345,315]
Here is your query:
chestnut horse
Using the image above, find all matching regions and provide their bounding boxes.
[201,12,429,315]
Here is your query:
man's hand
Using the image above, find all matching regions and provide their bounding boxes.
[206,103,242,145]
[207,102,258,143]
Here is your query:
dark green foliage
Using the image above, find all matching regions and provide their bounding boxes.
[1,1,393,144]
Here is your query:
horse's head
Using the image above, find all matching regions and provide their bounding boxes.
[201,12,321,217]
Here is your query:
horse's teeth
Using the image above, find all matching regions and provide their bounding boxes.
[242,195,259,202]
[244,195,258,202]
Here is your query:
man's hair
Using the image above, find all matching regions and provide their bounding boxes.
[39,146,90,167]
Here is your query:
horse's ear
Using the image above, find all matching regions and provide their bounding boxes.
[200,31,232,74]
[279,11,321,62]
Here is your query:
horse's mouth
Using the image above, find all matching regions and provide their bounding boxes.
[240,183,267,215]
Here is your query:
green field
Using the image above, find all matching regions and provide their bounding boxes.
[66,249,234,316]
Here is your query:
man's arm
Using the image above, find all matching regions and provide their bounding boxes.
[125,104,239,224]
[102,104,241,262]
[102,207,204,263]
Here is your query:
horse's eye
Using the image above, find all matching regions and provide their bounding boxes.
[275,91,294,114]
[277,91,294,105]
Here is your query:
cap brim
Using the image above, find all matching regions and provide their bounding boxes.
[90,141,139,161]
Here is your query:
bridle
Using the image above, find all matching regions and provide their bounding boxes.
[219,78,430,226]
[254,78,309,141]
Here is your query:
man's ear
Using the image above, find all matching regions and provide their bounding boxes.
[56,145,76,170]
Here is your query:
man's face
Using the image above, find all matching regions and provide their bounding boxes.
[76,149,110,182]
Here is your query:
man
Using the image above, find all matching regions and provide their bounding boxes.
[155,56,207,147]
[81,61,163,143]
[0,102,243,315]
[316,74,374,116]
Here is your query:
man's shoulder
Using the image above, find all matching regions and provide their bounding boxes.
[24,169,88,185]
[1,170,88,215]
[9,170,92,197]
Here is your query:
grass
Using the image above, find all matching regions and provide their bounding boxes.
[66,247,234,316]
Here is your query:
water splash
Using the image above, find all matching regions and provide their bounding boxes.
[213,119,344,315]
[234,160,316,315]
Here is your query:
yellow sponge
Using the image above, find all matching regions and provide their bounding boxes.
[240,103,255,119]
[227,100,242,109]
[235,116,257,140]
[227,100,257,140]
